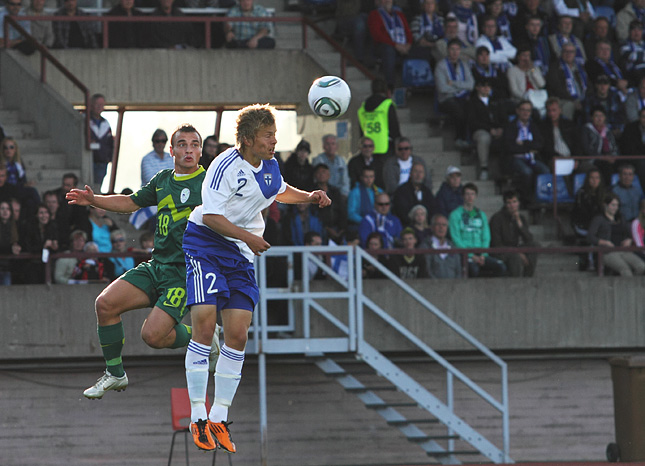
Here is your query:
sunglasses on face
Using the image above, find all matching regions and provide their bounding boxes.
[3,145,15,150]
[376,202,390,206]
[362,144,374,148]
[111,238,126,243]
[397,146,412,151]
[153,139,168,143]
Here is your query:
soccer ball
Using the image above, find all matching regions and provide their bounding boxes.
[307,76,351,119]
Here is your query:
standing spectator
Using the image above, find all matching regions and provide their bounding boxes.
[54,229,87,284]
[619,21,645,88]
[474,15,517,72]
[391,162,437,225]
[620,107,645,184]
[513,0,549,42]
[425,213,462,278]
[504,100,549,204]
[540,97,581,170]
[0,0,32,53]
[357,78,401,158]
[446,0,479,47]
[334,0,373,66]
[631,199,645,260]
[489,189,539,276]
[106,0,145,48]
[26,0,53,48]
[547,15,587,65]
[109,229,135,278]
[199,135,219,170]
[53,0,98,49]
[585,40,630,99]
[312,134,350,198]
[283,139,314,192]
[409,0,445,67]
[611,163,644,222]
[433,16,476,62]
[20,203,59,284]
[141,129,172,186]
[147,0,194,49]
[584,75,626,138]
[624,75,645,124]
[0,200,20,285]
[616,0,645,43]
[449,182,506,277]
[582,106,619,185]
[383,137,432,195]
[0,137,39,215]
[348,166,383,232]
[506,46,547,113]
[435,38,475,147]
[407,204,433,246]
[348,136,385,189]
[467,78,506,181]
[359,192,403,249]
[88,94,114,191]
[387,227,428,279]
[587,193,645,276]
[43,190,70,252]
[435,165,464,216]
[224,0,275,49]
[367,0,413,89]
[546,42,589,120]
[312,163,347,244]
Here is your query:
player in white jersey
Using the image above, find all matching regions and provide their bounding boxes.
[182,104,331,453]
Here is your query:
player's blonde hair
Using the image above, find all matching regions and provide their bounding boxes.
[236,104,276,149]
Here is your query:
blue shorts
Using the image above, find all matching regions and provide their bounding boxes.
[185,249,258,312]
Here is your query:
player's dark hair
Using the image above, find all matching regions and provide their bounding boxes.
[171,124,202,146]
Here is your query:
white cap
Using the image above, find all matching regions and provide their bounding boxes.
[445,165,462,177]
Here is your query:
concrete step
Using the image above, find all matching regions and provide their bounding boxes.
[23,152,67,171]
[0,108,21,122]
[31,168,80,194]
[3,122,36,139]
[18,137,52,152]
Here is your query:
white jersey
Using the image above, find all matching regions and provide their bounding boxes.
[185,147,287,262]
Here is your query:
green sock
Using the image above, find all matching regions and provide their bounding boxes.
[98,322,125,377]
[170,323,192,349]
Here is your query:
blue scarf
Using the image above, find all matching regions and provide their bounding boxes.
[359,185,376,219]
[503,0,518,17]
[517,121,535,164]
[421,12,444,40]
[496,13,512,40]
[451,4,477,44]
[474,62,497,77]
[556,33,585,66]
[445,58,470,99]
[594,57,623,80]
[533,37,548,73]
[378,7,407,44]
[561,59,587,99]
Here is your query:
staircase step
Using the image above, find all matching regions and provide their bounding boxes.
[3,122,36,139]
[345,385,396,393]
[409,434,460,443]
[430,450,482,457]
[387,418,439,426]
[0,108,21,121]
[365,401,417,409]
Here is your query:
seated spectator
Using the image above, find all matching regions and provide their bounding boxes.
[435,39,474,146]
[588,193,645,276]
[471,46,511,101]
[468,78,506,181]
[584,75,626,138]
[619,21,645,88]
[489,189,539,276]
[106,0,145,48]
[517,14,550,75]
[504,100,549,203]
[348,137,385,189]
[0,137,40,216]
[225,0,275,49]
[425,213,462,278]
[26,0,54,49]
[54,229,87,284]
[20,203,59,284]
[474,15,517,72]
[357,78,402,158]
[612,163,645,223]
[282,202,325,246]
[624,76,645,124]
[367,0,413,89]
[572,167,606,236]
[147,0,194,49]
[616,0,645,43]
[620,107,645,184]
[199,135,219,170]
[43,190,71,252]
[348,166,383,232]
[312,163,347,244]
[436,165,464,216]
[0,0,33,54]
[0,200,20,285]
[584,16,615,60]
[109,229,135,278]
[631,199,645,260]
[70,241,113,283]
[548,15,586,66]
[513,0,549,44]
[313,134,350,198]
[383,137,432,195]
[582,106,619,185]
[446,0,479,48]
[0,164,19,205]
[546,42,589,120]
[362,231,388,279]
[486,0,513,41]
[283,139,315,192]
[433,16,476,62]
[409,0,445,67]
[53,0,98,49]
[507,46,547,115]
[448,182,506,277]
[387,227,428,279]
[407,204,433,247]
[391,162,437,225]
[358,192,402,249]
[586,40,630,100]
[540,97,582,170]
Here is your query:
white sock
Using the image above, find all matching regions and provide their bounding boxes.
[210,344,244,423]
[185,339,211,423]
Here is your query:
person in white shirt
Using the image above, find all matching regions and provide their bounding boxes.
[474,15,517,71]
[140,129,173,186]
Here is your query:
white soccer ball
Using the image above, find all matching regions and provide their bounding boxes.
[307,76,352,119]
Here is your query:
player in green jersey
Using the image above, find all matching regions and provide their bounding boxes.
[67,124,207,399]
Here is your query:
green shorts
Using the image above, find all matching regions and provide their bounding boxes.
[120,259,189,324]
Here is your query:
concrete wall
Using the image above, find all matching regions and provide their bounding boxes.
[0,50,91,182]
[1,276,644,361]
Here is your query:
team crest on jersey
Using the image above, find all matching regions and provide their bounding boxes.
[263,173,272,185]
[180,188,190,204]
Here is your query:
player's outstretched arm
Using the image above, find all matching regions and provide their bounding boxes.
[66,185,139,213]
[276,185,332,208]
[203,213,271,256]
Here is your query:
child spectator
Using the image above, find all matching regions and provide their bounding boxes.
[348,166,384,232]
[54,229,87,284]
[387,227,428,279]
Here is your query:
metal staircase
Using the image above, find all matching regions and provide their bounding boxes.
[251,245,513,465]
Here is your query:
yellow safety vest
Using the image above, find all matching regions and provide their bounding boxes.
[357,99,393,155]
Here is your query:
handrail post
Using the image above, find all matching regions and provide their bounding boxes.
[3,17,8,49]
[40,52,46,83]
[204,18,211,49]
[552,169,558,223]
[302,19,307,49]
[102,17,108,49]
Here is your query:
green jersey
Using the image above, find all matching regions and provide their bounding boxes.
[130,167,206,264]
